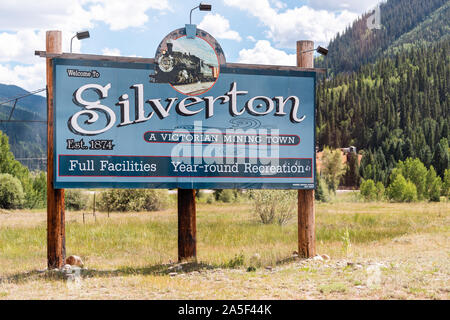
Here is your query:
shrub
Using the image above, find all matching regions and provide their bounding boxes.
[428,177,442,202]
[65,189,88,211]
[218,189,234,203]
[426,166,442,202]
[403,180,418,202]
[97,189,170,212]
[0,173,24,209]
[320,147,346,193]
[397,158,428,199]
[249,190,296,225]
[140,189,170,211]
[387,173,407,202]
[360,179,377,201]
[32,171,47,208]
[315,175,329,202]
[444,169,450,198]
[375,181,385,201]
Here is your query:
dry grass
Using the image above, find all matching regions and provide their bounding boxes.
[0,195,448,299]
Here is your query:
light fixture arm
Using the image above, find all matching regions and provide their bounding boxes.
[301,46,328,56]
[70,34,77,53]
[190,5,200,25]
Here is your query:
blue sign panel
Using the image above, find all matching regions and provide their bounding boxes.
[53,58,316,189]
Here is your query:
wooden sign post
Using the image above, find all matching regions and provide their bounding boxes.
[297,40,316,258]
[46,30,66,269]
[178,189,197,261]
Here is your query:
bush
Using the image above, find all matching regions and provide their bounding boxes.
[97,189,170,212]
[387,173,407,202]
[315,175,329,202]
[360,179,377,201]
[444,169,450,198]
[426,166,442,202]
[65,189,88,211]
[320,147,346,193]
[218,189,234,203]
[403,180,418,202]
[32,171,47,208]
[249,190,296,225]
[397,158,428,200]
[375,181,385,201]
[213,189,243,203]
[0,173,24,209]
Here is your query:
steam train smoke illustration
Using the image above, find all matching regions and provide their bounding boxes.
[150,41,219,85]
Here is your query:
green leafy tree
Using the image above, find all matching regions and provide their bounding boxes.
[397,158,428,199]
[387,173,407,202]
[403,180,418,202]
[360,179,377,201]
[443,169,450,198]
[0,130,37,208]
[320,147,346,193]
[0,173,25,209]
[32,171,47,208]
[426,166,442,201]
[433,138,449,177]
[375,181,385,201]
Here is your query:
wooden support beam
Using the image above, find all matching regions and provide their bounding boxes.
[46,30,65,269]
[178,189,196,262]
[297,40,316,258]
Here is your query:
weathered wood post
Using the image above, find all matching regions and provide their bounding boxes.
[297,40,316,258]
[46,30,66,269]
[178,189,197,261]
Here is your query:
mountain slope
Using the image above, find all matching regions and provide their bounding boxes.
[387,1,450,52]
[315,0,448,75]
[0,84,47,170]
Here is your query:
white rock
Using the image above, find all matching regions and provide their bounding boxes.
[321,254,330,261]
[312,255,324,261]
[62,264,72,272]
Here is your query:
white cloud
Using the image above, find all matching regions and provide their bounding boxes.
[0,0,171,59]
[247,35,256,42]
[238,40,296,66]
[0,1,93,31]
[198,13,242,41]
[88,0,171,31]
[224,0,358,48]
[0,62,46,93]
[0,0,171,90]
[306,0,382,13]
[101,48,121,56]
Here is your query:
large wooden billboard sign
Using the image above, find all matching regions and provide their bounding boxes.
[52,28,317,190]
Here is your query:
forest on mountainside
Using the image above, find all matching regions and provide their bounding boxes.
[315,0,448,75]
[317,39,449,183]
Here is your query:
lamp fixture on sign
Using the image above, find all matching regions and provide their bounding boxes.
[301,46,328,56]
[70,31,90,53]
[190,3,212,24]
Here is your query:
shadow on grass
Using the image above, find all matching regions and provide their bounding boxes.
[0,261,215,284]
[0,255,302,284]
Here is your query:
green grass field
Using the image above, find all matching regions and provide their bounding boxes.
[0,192,449,299]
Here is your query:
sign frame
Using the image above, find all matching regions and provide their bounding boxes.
[51,54,318,190]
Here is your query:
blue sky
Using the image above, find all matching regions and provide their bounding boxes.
[0,0,381,93]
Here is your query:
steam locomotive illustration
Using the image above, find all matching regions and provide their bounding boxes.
[150,41,219,85]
